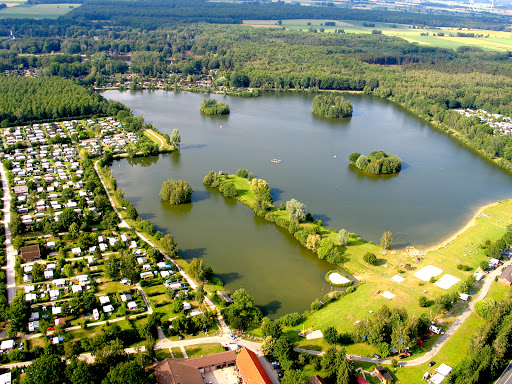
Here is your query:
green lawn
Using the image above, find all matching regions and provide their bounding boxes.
[0,3,79,19]
[155,348,172,361]
[184,343,225,358]
[171,347,184,358]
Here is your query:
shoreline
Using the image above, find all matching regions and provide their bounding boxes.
[416,200,503,254]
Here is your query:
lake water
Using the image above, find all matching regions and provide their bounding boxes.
[105,90,512,317]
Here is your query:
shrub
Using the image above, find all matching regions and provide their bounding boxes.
[219,182,238,198]
[457,264,472,271]
[310,298,322,311]
[363,252,378,265]
[419,296,430,307]
[236,169,248,178]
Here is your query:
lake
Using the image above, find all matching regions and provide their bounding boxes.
[105,90,512,317]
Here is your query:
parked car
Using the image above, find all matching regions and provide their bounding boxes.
[429,361,436,367]
[47,326,54,331]
[277,370,284,379]
[373,354,381,359]
[398,354,407,359]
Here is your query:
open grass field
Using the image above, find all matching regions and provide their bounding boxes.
[184,343,225,358]
[0,3,79,19]
[243,19,512,52]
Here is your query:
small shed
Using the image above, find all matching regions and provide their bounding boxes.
[127,301,138,310]
[374,366,393,383]
[216,290,233,303]
[103,304,114,313]
[99,296,110,305]
[0,340,15,351]
[499,265,512,286]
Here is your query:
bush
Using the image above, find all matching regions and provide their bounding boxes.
[419,296,430,307]
[219,182,238,198]
[457,264,473,271]
[278,312,303,326]
[236,169,248,178]
[363,252,378,265]
[310,298,322,311]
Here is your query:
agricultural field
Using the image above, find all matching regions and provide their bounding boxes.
[243,19,512,51]
[0,3,79,19]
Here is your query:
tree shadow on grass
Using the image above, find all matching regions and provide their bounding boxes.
[258,300,282,317]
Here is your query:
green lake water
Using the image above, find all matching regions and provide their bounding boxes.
[105,90,512,317]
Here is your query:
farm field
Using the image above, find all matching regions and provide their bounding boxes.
[0,3,79,19]
[243,19,512,51]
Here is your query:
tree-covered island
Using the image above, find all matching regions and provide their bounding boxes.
[349,151,402,174]
[200,99,230,115]
[312,94,353,118]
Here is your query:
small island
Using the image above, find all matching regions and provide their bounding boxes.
[160,179,193,204]
[200,99,230,115]
[349,151,402,175]
[312,94,353,118]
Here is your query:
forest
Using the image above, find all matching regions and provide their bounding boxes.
[0,76,127,125]
[63,0,510,30]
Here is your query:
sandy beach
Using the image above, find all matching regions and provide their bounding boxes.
[417,200,503,254]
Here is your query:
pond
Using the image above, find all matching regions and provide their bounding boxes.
[106,90,512,317]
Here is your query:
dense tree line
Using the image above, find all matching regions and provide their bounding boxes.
[199,99,230,115]
[62,0,509,30]
[449,293,512,384]
[0,76,127,125]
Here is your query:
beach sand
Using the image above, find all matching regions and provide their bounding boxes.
[418,201,502,254]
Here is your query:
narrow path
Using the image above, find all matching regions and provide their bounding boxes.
[0,163,16,303]
[180,345,188,359]
[145,129,164,150]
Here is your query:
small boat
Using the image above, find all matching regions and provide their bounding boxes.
[271,159,281,164]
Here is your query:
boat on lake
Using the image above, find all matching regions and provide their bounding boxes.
[271,159,281,163]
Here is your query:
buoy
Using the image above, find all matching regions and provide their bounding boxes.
[220,126,222,128]
[333,155,336,158]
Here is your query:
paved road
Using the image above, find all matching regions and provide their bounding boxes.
[0,163,16,303]
[496,360,512,384]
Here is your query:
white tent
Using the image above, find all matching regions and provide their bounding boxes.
[436,363,453,377]
[430,373,445,384]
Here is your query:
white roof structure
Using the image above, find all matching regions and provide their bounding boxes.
[391,274,405,283]
[430,373,445,384]
[0,372,11,384]
[434,274,460,290]
[99,296,110,304]
[474,272,485,281]
[414,265,443,281]
[0,340,14,351]
[52,306,62,315]
[127,301,138,310]
[103,304,114,313]
[381,291,395,300]
[436,363,453,377]
[183,302,192,311]
[72,285,82,293]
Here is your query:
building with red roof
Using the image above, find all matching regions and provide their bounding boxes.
[236,347,273,384]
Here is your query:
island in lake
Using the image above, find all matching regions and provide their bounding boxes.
[349,151,402,175]
[200,99,230,115]
[312,94,353,118]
